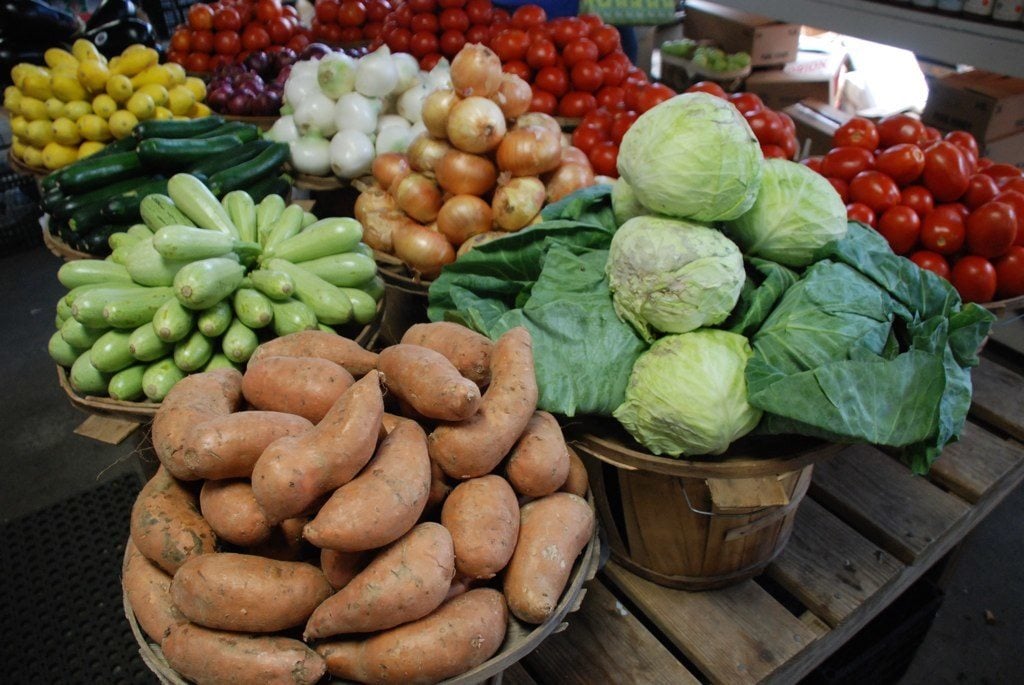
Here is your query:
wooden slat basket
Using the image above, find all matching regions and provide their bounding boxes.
[374,252,432,346]
[572,423,843,591]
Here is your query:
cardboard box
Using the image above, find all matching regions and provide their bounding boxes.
[982,130,1024,169]
[744,49,848,112]
[683,0,800,67]
[783,99,853,158]
[922,70,1024,142]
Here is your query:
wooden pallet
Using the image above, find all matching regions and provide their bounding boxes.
[504,314,1024,685]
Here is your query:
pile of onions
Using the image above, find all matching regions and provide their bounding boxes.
[350,43,599,279]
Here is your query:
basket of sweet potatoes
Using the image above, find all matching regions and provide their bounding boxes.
[122,324,599,685]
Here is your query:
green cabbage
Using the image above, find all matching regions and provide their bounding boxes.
[724,158,848,267]
[614,329,762,456]
[616,92,764,222]
[611,178,646,226]
[606,216,745,341]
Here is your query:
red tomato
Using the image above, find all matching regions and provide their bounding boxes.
[440,30,465,57]
[563,38,599,67]
[849,170,901,213]
[336,0,366,26]
[242,25,271,51]
[256,0,284,22]
[571,61,604,92]
[439,8,469,32]
[207,54,230,71]
[589,141,619,177]
[877,205,921,255]
[596,86,625,110]
[579,13,604,32]
[966,201,1018,258]
[526,25,550,44]
[321,22,343,43]
[491,7,509,25]
[846,202,876,227]
[761,144,788,159]
[166,50,187,65]
[491,29,530,62]
[549,17,586,47]
[1001,177,1024,195]
[526,39,558,69]
[951,255,997,303]
[529,88,557,115]
[288,33,311,51]
[994,245,1024,298]
[901,185,935,219]
[877,113,926,148]
[365,0,391,21]
[559,91,597,118]
[922,141,971,202]
[993,190,1024,245]
[778,112,796,136]
[727,91,762,117]
[534,66,568,98]
[214,30,241,55]
[282,4,299,20]
[267,17,294,44]
[921,126,942,145]
[511,4,546,30]
[580,108,613,132]
[686,81,727,98]
[921,206,966,255]
[439,0,466,7]
[779,134,798,162]
[572,124,606,153]
[465,0,492,24]
[944,130,980,160]
[910,251,951,280]
[465,24,489,44]
[598,54,628,87]
[983,163,1024,183]
[609,109,638,144]
[212,6,241,32]
[386,27,412,52]
[962,173,1000,210]
[501,60,531,81]
[191,29,214,53]
[590,26,621,56]
[873,143,925,186]
[188,3,214,30]
[801,156,823,174]
[746,109,783,146]
[833,117,879,151]
[827,177,850,204]
[420,53,443,70]
[393,3,414,25]
[407,0,435,11]
[409,30,439,57]
[821,146,874,182]
[185,52,210,72]
[410,12,438,34]
[636,84,674,113]
[170,28,192,53]
[315,0,338,23]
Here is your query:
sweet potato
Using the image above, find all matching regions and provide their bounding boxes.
[440,475,519,579]
[559,446,590,497]
[248,330,379,376]
[151,368,244,480]
[378,344,482,421]
[163,623,326,685]
[130,466,216,574]
[304,420,431,551]
[506,411,571,498]
[182,411,313,480]
[303,522,455,640]
[402,322,493,388]
[242,356,355,423]
[122,539,187,645]
[503,492,595,624]
[317,588,507,684]
[251,371,384,524]
[170,553,333,633]
[427,327,538,479]
[249,517,310,562]
[321,549,373,591]
[200,479,273,547]
[426,459,453,512]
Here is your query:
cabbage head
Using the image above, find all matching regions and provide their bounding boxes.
[616,92,763,222]
[615,330,762,456]
[724,158,848,267]
[606,216,744,342]
[611,178,646,226]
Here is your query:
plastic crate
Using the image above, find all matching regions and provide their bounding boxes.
[140,0,192,39]
[0,170,42,256]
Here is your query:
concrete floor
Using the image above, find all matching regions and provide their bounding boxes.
[2,242,1022,683]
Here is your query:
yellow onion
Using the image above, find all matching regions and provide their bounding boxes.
[437,195,493,246]
[490,73,532,120]
[513,112,562,138]
[391,172,443,224]
[560,146,591,168]
[447,96,506,154]
[492,176,546,231]
[406,133,453,174]
[545,163,595,203]
[372,152,411,190]
[435,149,498,196]
[496,125,562,177]
[457,230,507,258]
[422,89,461,139]
[450,44,503,98]
[392,222,456,279]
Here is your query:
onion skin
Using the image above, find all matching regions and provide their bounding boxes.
[513,112,562,138]
[559,146,590,168]
[422,89,461,139]
[407,133,453,174]
[496,126,562,177]
[447,97,506,154]
[492,177,546,232]
[372,153,411,190]
[491,74,531,120]
[392,223,456,279]
[450,45,503,99]
[392,173,443,224]
[355,186,401,252]
[545,163,596,203]
[435,150,498,197]
[456,231,507,258]
[437,195,494,246]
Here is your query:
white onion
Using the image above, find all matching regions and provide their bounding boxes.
[355,46,399,98]
[289,136,331,176]
[333,92,381,136]
[267,114,300,143]
[376,125,413,155]
[398,83,428,125]
[329,129,375,179]
[392,52,422,93]
[378,114,411,132]
[294,92,338,137]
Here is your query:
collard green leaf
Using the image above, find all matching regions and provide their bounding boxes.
[724,257,799,338]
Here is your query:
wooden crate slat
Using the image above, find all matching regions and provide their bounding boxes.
[767,498,904,627]
[970,358,1024,442]
[987,315,1024,356]
[929,421,1024,503]
[809,444,969,564]
[519,581,700,685]
[603,561,818,685]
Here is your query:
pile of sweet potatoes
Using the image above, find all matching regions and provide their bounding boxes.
[123,323,595,685]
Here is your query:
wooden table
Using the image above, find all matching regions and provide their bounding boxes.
[504,314,1024,685]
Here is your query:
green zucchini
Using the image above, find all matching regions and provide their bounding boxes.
[264,258,352,325]
[352,242,375,260]
[140,194,194,231]
[232,288,273,329]
[173,257,247,310]
[249,268,295,301]
[262,205,306,252]
[301,211,318,229]
[202,353,242,372]
[78,224,123,257]
[270,298,319,337]
[50,177,142,219]
[317,322,335,334]
[338,287,379,325]
[57,259,132,289]
[49,331,84,367]
[138,134,246,170]
[357,274,386,302]
[133,116,225,141]
[127,224,154,239]
[222,190,258,244]
[174,330,215,372]
[207,142,289,197]
[100,179,171,223]
[222,318,259,363]
[197,300,234,337]
[43,135,138,193]
[142,358,186,401]
[56,296,72,328]
[265,218,364,263]
[244,174,291,204]
[256,193,286,243]
[168,173,238,236]
[69,353,112,395]
[152,224,260,263]
[60,316,107,349]
[70,285,146,327]
[196,120,258,140]
[109,244,132,265]
[186,139,272,178]
[296,252,377,288]
[152,298,195,342]
[89,329,136,373]
[57,151,143,194]
[107,232,136,252]
[108,364,147,401]
[128,322,173,361]
[101,287,176,329]
[124,238,191,287]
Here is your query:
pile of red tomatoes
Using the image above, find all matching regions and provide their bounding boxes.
[310,0,394,44]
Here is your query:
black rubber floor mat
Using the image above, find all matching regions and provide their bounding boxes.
[0,473,154,683]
